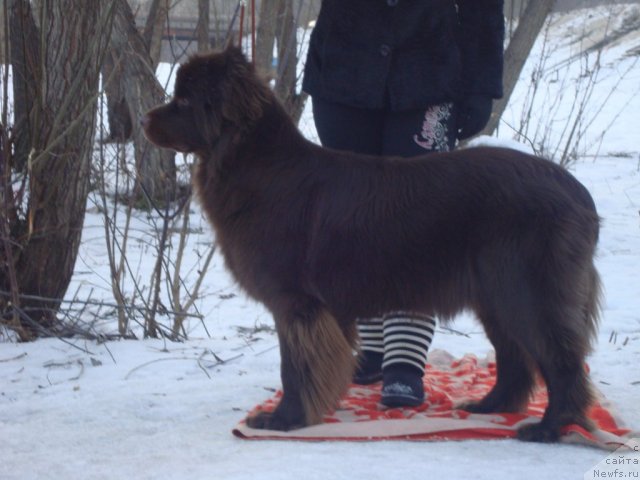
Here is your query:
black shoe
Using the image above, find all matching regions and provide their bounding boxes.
[353,351,383,385]
[380,364,425,407]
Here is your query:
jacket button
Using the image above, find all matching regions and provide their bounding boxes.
[387,0,399,5]
[379,44,391,57]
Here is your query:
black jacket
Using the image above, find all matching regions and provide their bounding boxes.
[302,0,504,111]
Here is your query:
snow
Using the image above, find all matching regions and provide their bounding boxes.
[1,6,639,480]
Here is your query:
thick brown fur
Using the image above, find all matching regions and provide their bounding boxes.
[143,46,602,442]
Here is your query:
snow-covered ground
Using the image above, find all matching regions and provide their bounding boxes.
[1,6,639,480]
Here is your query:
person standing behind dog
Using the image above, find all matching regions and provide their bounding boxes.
[302,0,505,407]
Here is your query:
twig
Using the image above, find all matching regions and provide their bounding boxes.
[438,326,472,338]
[0,352,28,362]
[201,352,244,368]
[44,359,85,385]
[125,356,195,379]
[254,345,279,356]
[0,290,203,319]
[11,304,96,355]
[124,351,244,380]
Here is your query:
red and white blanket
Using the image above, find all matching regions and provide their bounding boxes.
[233,350,636,450]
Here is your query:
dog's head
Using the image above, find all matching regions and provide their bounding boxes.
[142,46,270,154]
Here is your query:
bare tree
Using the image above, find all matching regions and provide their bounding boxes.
[143,0,170,70]
[102,0,168,143]
[255,0,279,74]
[103,0,168,143]
[1,0,114,339]
[6,0,39,172]
[103,49,133,142]
[274,0,306,122]
[482,0,557,135]
[196,0,211,53]
[255,0,309,124]
[107,0,176,203]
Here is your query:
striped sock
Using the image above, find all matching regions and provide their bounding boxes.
[357,317,384,354]
[382,312,436,373]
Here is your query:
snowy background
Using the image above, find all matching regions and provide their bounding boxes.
[1,5,639,480]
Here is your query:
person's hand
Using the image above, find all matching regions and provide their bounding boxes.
[457,95,493,140]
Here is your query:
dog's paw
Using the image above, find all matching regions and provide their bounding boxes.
[516,422,561,443]
[457,399,496,414]
[457,400,483,413]
[245,410,305,431]
[458,395,525,414]
[245,411,285,430]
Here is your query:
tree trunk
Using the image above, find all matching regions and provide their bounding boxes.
[196,0,210,53]
[255,0,279,75]
[109,0,176,203]
[277,0,308,124]
[7,0,40,172]
[0,6,5,64]
[481,0,556,136]
[103,0,168,143]
[143,0,169,69]
[256,0,308,124]
[103,49,133,142]
[1,0,112,337]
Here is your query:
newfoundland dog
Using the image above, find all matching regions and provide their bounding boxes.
[142,46,602,443]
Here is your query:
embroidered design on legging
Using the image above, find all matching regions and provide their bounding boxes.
[413,103,453,152]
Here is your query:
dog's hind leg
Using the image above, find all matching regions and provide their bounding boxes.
[514,221,601,442]
[512,268,598,441]
[516,299,598,441]
[460,316,536,414]
[465,302,593,443]
[514,253,601,442]
[460,258,538,415]
[246,297,356,431]
[517,352,594,442]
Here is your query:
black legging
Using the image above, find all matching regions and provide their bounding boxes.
[311,97,457,157]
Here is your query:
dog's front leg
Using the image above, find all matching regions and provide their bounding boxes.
[246,335,309,431]
[246,300,356,431]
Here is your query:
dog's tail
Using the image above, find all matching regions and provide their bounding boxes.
[584,262,603,350]
[284,308,356,425]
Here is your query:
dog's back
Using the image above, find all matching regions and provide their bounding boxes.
[306,146,600,323]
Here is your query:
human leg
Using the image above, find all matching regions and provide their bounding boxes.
[353,317,384,385]
[311,96,385,154]
[311,96,390,386]
[311,99,447,400]
[363,104,454,406]
[380,312,436,407]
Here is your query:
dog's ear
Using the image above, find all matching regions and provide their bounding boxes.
[222,43,246,61]
[219,47,270,127]
[177,56,224,146]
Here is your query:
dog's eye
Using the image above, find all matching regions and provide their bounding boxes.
[176,97,190,108]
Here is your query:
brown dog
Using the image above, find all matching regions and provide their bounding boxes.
[142,46,602,442]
